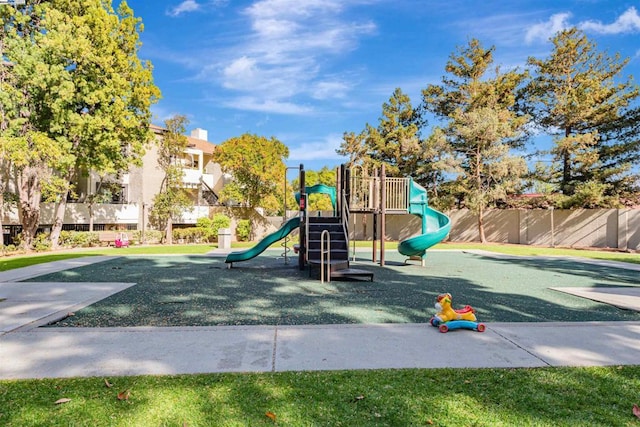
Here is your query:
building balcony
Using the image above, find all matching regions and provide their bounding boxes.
[182,169,214,188]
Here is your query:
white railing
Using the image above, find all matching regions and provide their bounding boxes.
[385,177,409,211]
[182,170,214,188]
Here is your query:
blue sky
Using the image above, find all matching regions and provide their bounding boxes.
[126,0,640,172]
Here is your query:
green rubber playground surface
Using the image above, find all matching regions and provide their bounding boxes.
[31,250,640,327]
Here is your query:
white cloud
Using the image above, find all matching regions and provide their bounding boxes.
[525,7,640,45]
[167,0,200,17]
[245,0,343,20]
[224,97,313,115]
[525,12,572,44]
[151,104,195,125]
[288,134,347,161]
[580,7,640,34]
[211,0,377,114]
[222,56,258,88]
[311,80,350,100]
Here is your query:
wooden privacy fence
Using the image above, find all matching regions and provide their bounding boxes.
[349,208,640,251]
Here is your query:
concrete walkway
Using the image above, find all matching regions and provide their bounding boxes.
[1,255,640,380]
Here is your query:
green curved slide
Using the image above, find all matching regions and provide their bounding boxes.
[397,181,451,257]
[398,207,451,257]
[225,216,300,265]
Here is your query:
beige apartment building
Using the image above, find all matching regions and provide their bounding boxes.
[2,126,228,243]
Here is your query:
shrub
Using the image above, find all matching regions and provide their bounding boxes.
[58,231,74,247]
[1,244,17,255]
[186,227,206,243]
[212,214,231,234]
[236,219,252,241]
[195,214,231,242]
[12,233,23,249]
[33,233,52,252]
[134,229,162,244]
[173,228,188,242]
[172,228,206,243]
[59,231,99,247]
[196,217,213,229]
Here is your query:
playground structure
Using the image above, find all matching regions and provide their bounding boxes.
[225,164,452,280]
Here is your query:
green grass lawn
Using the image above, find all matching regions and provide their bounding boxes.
[436,241,640,265]
[0,244,217,272]
[2,242,639,426]
[2,367,640,426]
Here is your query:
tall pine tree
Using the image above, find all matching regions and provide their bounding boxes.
[422,39,528,242]
[526,28,640,206]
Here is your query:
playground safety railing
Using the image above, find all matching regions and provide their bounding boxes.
[320,230,330,283]
[348,175,410,212]
[385,177,410,211]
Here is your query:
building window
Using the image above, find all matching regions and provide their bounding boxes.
[111,185,128,204]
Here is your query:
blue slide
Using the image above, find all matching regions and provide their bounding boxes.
[397,180,451,257]
[225,216,300,264]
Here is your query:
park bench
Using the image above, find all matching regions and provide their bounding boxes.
[98,231,129,247]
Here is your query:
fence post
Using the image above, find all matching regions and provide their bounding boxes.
[618,208,628,251]
[550,207,555,248]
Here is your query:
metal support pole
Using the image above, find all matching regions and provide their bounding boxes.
[380,164,386,266]
[298,164,306,270]
[283,166,300,264]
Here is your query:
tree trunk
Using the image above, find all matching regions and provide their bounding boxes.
[16,166,41,250]
[562,128,572,195]
[49,188,69,250]
[0,192,4,248]
[478,206,486,243]
[165,216,173,244]
[562,149,572,195]
[88,203,94,232]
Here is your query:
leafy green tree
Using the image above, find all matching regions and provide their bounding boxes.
[526,28,640,205]
[1,4,73,248]
[337,89,456,205]
[422,39,528,242]
[83,179,123,232]
[291,166,337,211]
[338,130,369,168]
[414,126,458,207]
[212,133,289,215]
[338,88,421,178]
[1,1,159,248]
[149,115,192,244]
[366,88,422,177]
[0,134,67,249]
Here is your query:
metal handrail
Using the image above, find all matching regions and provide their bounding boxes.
[320,229,330,283]
[305,212,309,266]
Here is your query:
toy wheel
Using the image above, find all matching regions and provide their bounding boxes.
[476,323,486,332]
[430,317,438,327]
[439,324,449,333]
